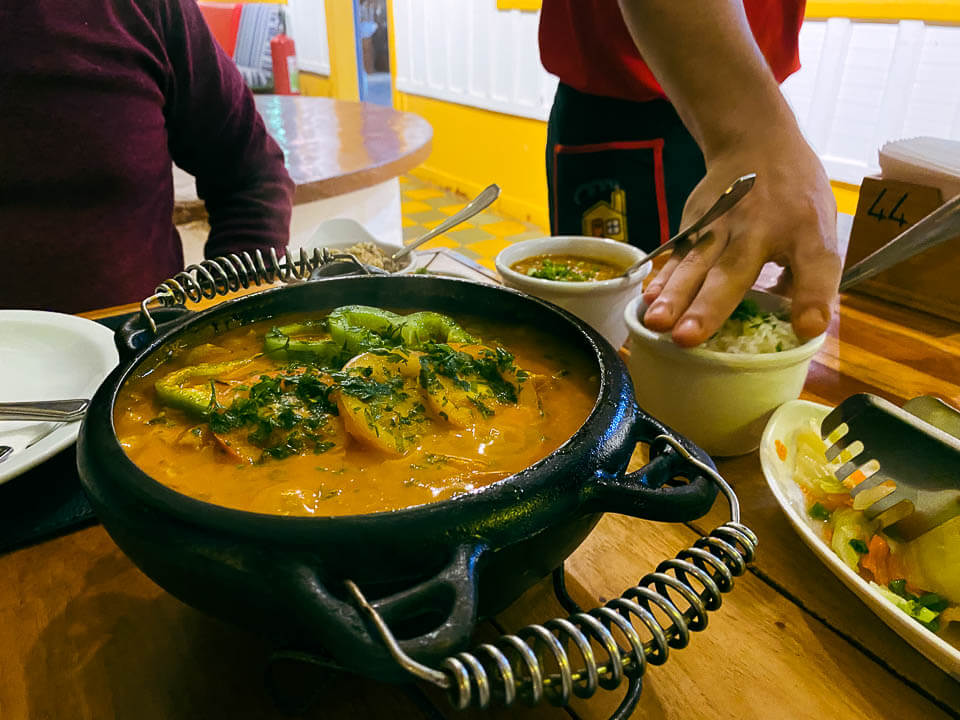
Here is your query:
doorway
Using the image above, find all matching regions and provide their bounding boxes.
[353,0,392,106]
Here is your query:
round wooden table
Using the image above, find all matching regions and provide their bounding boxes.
[174,95,432,262]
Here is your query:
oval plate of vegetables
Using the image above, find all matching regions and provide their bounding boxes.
[760,399,960,679]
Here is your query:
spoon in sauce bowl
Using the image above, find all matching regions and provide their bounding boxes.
[618,172,757,278]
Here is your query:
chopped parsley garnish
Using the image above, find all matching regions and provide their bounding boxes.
[418,343,520,407]
[332,371,406,402]
[207,369,340,462]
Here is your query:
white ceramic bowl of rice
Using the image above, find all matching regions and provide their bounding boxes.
[623,289,826,457]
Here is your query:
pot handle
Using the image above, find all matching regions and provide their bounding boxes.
[284,543,486,680]
[585,408,719,522]
[114,306,193,360]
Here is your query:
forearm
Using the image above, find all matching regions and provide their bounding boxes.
[201,169,293,259]
[616,0,801,159]
[196,118,294,258]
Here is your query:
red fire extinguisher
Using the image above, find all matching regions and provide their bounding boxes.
[271,8,299,95]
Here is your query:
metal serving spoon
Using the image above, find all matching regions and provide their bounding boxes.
[619,172,757,278]
[391,183,501,262]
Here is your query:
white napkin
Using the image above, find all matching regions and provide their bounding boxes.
[879,137,960,199]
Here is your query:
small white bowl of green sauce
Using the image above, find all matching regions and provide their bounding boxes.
[496,236,650,350]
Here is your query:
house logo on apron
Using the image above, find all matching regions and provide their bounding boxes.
[573,180,628,243]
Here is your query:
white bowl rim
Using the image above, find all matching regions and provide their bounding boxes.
[495,236,651,293]
[623,291,826,368]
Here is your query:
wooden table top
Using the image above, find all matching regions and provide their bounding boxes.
[2,289,959,720]
[174,96,433,223]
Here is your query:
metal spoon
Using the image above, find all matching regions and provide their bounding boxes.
[392,184,501,262]
[0,445,12,463]
[0,399,90,422]
[619,172,757,278]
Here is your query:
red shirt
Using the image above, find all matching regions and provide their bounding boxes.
[0,0,294,314]
[539,0,805,103]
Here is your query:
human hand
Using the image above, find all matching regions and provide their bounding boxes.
[641,134,842,347]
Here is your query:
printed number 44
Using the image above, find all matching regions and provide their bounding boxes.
[868,189,909,227]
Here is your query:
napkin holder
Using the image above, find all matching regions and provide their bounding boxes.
[845,176,960,322]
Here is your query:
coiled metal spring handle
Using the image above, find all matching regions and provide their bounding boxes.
[347,435,757,715]
[138,247,375,333]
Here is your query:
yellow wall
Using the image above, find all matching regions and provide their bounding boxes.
[394,93,550,229]
[296,2,358,100]
[496,0,541,10]
[831,181,861,216]
[300,72,333,97]
[483,0,960,20]
[806,1,960,22]
[325,0,359,101]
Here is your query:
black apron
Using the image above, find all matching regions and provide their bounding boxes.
[546,83,707,253]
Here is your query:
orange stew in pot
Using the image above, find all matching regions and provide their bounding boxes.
[115,306,598,517]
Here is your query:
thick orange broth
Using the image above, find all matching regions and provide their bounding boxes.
[114,312,599,517]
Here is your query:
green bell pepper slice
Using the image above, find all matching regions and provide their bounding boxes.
[155,358,254,416]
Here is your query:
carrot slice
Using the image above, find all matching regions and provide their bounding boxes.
[842,468,867,489]
[818,493,854,511]
[861,534,891,586]
[775,439,788,461]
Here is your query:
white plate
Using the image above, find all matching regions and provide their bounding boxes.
[760,399,960,679]
[0,311,119,484]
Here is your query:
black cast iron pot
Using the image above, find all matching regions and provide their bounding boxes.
[77,275,718,683]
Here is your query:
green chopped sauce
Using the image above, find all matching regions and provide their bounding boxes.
[511,254,626,282]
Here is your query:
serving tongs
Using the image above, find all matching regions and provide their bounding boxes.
[820,394,960,541]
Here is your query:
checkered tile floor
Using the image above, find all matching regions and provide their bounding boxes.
[400,175,546,270]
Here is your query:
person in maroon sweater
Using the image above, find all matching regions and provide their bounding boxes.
[0,0,295,314]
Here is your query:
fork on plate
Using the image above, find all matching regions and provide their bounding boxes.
[820,394,960,541]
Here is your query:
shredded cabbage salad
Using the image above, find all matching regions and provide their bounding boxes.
[785,419,960,634]
[701,299,800,354]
